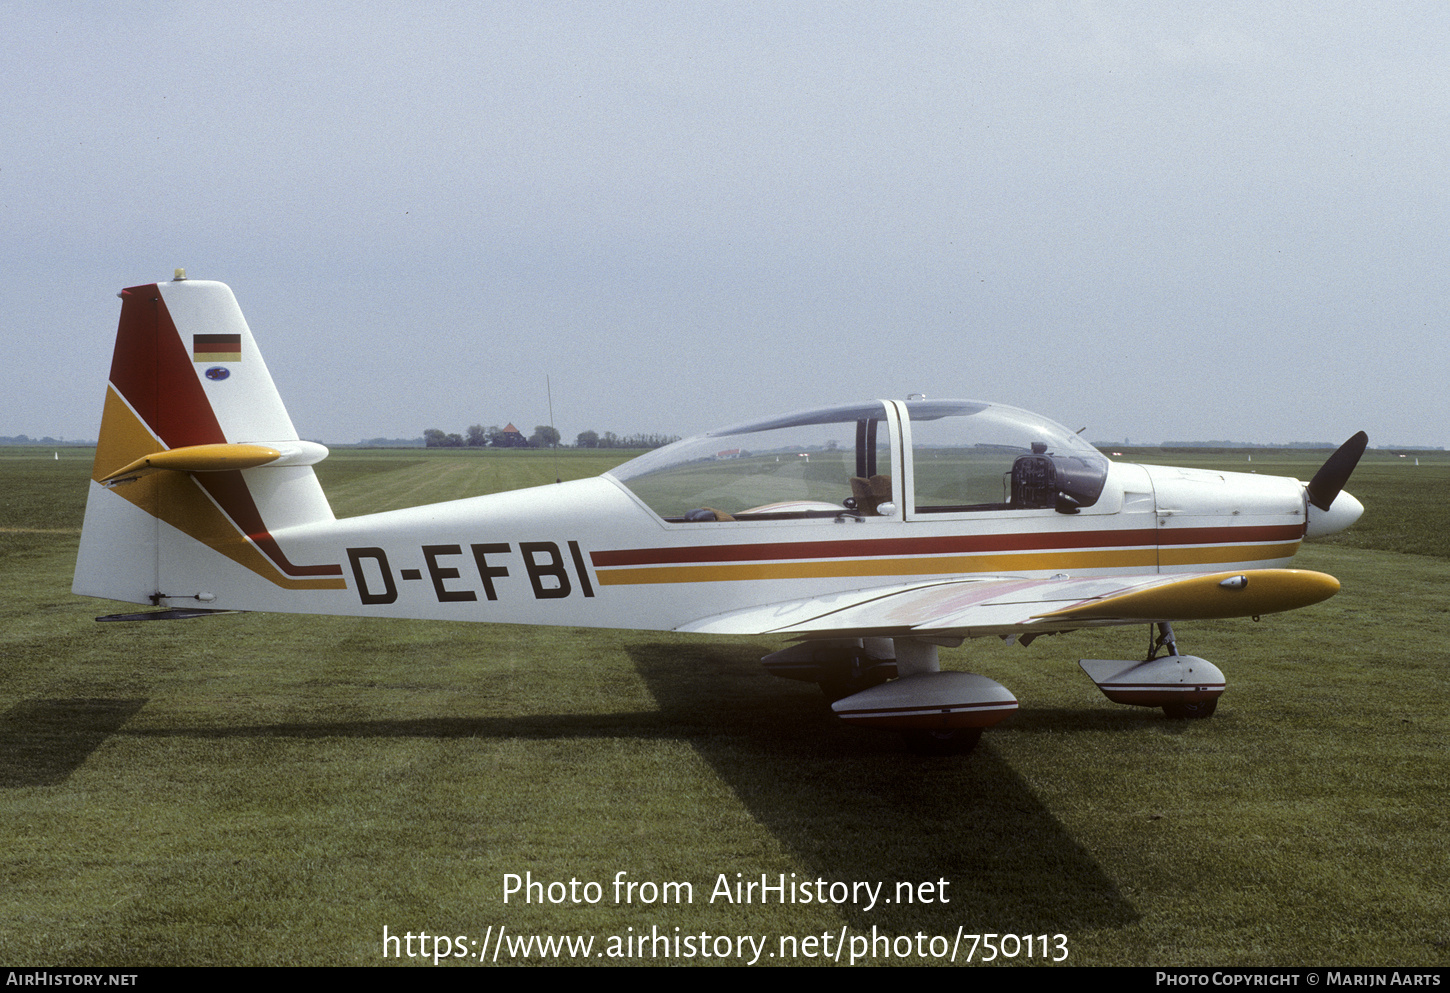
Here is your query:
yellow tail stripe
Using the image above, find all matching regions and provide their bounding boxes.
[94,390,344,591]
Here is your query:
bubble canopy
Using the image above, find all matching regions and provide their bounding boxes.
[607,400,1109,522]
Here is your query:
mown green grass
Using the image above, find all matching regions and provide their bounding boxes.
[313,447,642,517]
[0,446,1445,966]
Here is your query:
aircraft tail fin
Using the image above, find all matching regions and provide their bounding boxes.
[74,276,345,607]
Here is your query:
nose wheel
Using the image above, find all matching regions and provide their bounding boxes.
[1147,624,1217,718]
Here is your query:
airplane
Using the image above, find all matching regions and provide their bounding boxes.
[73,273,1367,754]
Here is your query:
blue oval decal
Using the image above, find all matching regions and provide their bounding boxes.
[205,367,230,381]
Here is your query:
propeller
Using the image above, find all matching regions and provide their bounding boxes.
[1305,431,1368,512]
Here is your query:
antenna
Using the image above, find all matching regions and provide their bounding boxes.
[547,375,560,484]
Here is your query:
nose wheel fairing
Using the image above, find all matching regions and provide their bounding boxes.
[1079,622,1226,719]
[1078,655,1225,710]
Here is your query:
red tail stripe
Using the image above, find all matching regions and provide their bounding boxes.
[110,285,227,451]
[110,285,342,580]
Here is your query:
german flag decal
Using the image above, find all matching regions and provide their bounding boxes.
[193,333,241,362]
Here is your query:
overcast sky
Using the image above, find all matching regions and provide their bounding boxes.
[3,2,1445,447]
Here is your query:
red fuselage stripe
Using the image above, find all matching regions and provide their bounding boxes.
[590,524,1304,568]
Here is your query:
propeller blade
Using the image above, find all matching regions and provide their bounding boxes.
[1306,431,1368,512]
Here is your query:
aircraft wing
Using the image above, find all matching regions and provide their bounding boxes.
[675,568,1339,638]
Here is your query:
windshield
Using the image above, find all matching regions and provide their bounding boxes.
[905,400,1108,512]
[608,402,894,522]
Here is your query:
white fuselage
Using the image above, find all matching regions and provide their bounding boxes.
[121,458,1311,634]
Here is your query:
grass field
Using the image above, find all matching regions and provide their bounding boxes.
[1,445,1445,966]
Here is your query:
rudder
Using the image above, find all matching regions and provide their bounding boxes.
[74,275,342,607]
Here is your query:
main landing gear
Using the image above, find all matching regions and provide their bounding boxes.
[762,622,1225,755]
[761,638,1018,756]
[1078,622,1225,720]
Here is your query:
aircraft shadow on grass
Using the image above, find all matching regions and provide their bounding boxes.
[0,697,148,788]
[6,643,1136,933]
[625,640,1138,934]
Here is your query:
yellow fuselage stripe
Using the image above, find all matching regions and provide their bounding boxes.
[1160,543,1298,566]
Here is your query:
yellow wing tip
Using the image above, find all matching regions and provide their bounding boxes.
[1035,568,1340,622]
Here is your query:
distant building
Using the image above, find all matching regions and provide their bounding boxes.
[499,423,527,448]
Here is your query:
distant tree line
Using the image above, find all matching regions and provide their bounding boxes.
[349,436,425,448]
[424,425,556,449]
[573,430,680,449]
[423,425,679,450]
[0,435,94,446]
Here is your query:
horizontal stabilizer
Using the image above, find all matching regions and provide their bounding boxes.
[100,440,329,485]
